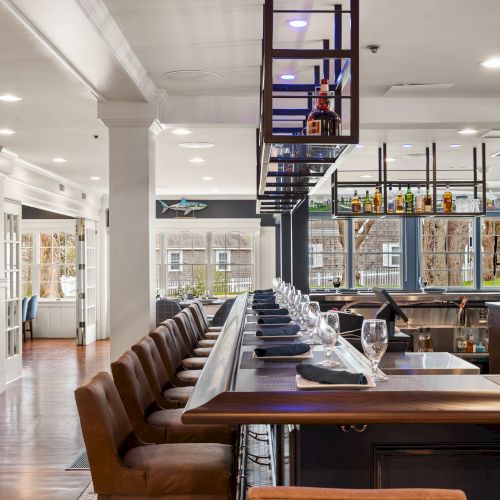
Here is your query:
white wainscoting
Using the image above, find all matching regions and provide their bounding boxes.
[33,301,76,339]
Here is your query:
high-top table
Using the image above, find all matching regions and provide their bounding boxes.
[183,293,500,498]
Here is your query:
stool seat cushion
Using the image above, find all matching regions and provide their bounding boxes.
[123,442,232,496]
[205,331,220,339]
[194,347,213,356]
[177,369,202,384]
[163,386,194,404]
[198,339,217,347]
[146,408,233,444]
[182,357,208,369]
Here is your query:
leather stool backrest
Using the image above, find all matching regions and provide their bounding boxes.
[111,350,165,443]
[132,336,174,403]
[165,319,192,359]
[74,372,143,492]
[180,308,203,340]
[190,302,209,332]
[173,313,198,356]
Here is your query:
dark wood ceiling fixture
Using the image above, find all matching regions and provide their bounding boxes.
[256,0,360,214]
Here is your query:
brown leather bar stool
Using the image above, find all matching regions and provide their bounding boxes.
[182,308,218,347]
[247,487,467,500]
[189,302,222,339]
[191,299,223,334]
[132,336,202,407]
[111,350,233,445]
[174,312,213,357]
[75,372,233,500]
[150,323,201,386]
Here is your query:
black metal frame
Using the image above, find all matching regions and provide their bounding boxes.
[331,143,488,217]
[256,0,359,214]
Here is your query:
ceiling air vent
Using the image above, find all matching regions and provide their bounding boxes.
[81,192,87,200]
[59,184,65,192]
[384,83,454,97]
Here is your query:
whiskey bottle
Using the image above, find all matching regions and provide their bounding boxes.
[373,185,382,214]
[387,184,395,213]
[351,190,361,213]
[405,185,414,213]
[456,328,467,353]
[466,331,474,353]
[363,190,372,214]
[424,329,433,352]
[443,184,453,213]
[415,185,424,213]
[395,184,405,213]
[306,78,341,137]
[424,188,433,213]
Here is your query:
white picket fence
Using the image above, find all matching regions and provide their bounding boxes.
[165,277,253,296]
[309,269,400,288]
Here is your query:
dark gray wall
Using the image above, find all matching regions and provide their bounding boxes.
[291,198,309,294]
[281,214,292,282]
[22,206,73,219]
[156,199,275,226]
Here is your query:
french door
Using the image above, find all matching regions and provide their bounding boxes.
[76,219,97,345]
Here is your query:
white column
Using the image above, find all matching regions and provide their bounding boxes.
[0,176,6,392]
[99,102,162,361]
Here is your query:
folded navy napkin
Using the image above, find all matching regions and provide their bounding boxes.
[254,293,275,300]
[252,303,279,310]
[296,364,367,385]
[256,324,301,337]
[254,288,273,294]
[252,297,276,304]
[257,308,289,316]
[258,316,291,324]
[255,343,310,357]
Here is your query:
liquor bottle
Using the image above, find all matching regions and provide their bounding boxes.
[424,329,433,352]
[373,185,382,214]
[476,339,486,353]
[306,78,341,137]
[395,184,405,213]
[443,184,453,213]
[405,185,414,213]
[351,190,361,213]
[424,187,432,213]
[363,190,372,214]
[387,184,395,213]
[415,185,424,213]
[466,330,474,353]
[456,329,467,353]
[418,328,426,352]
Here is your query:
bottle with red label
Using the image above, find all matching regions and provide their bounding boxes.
[306,78,341,137]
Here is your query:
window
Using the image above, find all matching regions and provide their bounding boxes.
[168,250,182,272]
[215,249,231,271]
[420,218,474,287]
[308,218,347,289]
[21,229,77,299]
[481,218,500,287]
[354,218,402,288]
[309,243,323,268]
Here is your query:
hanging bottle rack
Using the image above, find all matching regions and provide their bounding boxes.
[256,0,360,215]
[331,143,487,218]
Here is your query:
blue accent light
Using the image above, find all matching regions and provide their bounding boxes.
[288,19,308,28]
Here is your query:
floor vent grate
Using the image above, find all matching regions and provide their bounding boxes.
[66,449,89,470]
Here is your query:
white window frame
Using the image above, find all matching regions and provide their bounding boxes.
[215,249,231,271]
[383,243,401,267]
[309,243,324,268]
[167,249,183,272]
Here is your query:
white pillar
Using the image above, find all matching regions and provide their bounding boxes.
[98,102,162,361]
[0,176,6,392]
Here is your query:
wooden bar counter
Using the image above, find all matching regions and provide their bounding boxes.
[183,294,500,498]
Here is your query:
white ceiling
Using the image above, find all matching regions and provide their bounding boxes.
[2,0,500,198]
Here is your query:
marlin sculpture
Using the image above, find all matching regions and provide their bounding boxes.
[159,198,208,216]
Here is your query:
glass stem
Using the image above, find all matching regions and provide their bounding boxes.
[371,359,378,376]
[325,347,331,360]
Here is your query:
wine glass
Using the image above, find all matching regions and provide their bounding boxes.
[317,312,341,367]
[418,276,428,291]
[292,290,302,320]
[305,302,322,345]
[332,276,341,293]
[298,295,310,327]
[361,319,389,381]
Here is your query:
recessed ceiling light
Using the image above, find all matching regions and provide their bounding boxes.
[355,144,364,148]
[52,157,66,163]
[401,144,413,148]
[458,128,478,135]
[90,176,101,181]
[0,95,22,102]
[280,74,295,80]
[202,176,213,181]
[179,142,215,149]
[288,19,308,28]
[163,70,221,81]
[0,128,15,135]
[480,57,500,69]
[385,157,397,162]
[450,144,462,148]
[361,174,373,178]
[171,128,192,135]
[189,157,206,164]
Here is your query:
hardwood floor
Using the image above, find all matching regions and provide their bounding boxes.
[0,339,110,500]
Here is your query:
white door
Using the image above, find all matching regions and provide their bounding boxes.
[4,202,22,383]
[76,219,97,345]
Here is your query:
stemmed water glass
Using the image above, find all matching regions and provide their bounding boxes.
[317,312,341,367]
[305,301,322,345]
[298,295,310,327]
[291,290,302,320]
[361,319,389,381]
